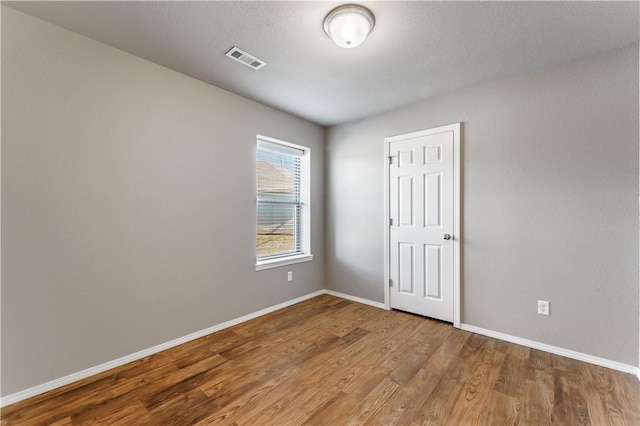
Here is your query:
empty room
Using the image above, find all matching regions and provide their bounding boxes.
[1,1,639,425]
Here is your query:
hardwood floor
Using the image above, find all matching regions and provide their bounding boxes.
[2,294,639,425]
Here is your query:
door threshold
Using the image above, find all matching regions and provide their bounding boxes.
[391,308,453,325]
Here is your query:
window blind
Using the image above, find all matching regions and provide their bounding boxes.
[256,140,303,259]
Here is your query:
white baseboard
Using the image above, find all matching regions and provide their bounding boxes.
[3,292,636,408]
[324,289,388,310]
[0,289,325,408]
[460,323,640,378]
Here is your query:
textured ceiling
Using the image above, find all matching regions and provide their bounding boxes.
[4,1,639,126]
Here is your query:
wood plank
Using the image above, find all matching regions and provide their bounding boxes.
[72,401,151,425]
[522,349,556,425]
[341,378,400,425]
[444,338,506,425]
[494,341,530,398]
[412,374,464,425]
[367,367,442,425]
[553,368,591,425]
[146,388,211,425]
[485,391,522,426]
[579,362,638,425]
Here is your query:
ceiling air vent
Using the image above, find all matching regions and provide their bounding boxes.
[225,47,266,70]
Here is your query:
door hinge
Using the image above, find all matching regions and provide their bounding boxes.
[388,156,393,165]
[389,218,393,226]
[389,278,393,287]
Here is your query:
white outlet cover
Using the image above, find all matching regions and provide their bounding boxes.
[537,300,550,316]
[287,271,293,281]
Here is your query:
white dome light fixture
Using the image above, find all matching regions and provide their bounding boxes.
[323,4,375,49]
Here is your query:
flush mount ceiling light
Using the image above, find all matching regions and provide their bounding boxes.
[323,4,375,49]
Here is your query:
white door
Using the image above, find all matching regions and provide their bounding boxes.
[387,124,459,323]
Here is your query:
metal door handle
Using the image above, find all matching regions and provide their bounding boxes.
[443,234,452,240]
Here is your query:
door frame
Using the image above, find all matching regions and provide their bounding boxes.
[383,123,462,328]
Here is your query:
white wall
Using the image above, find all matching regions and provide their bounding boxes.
[326,45,639,366]
[1,7,325,396]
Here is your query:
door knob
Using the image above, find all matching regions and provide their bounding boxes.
[443,234,452,240]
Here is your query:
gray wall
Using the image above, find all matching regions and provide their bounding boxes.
[326,45,639,366]
[1,7,324,396]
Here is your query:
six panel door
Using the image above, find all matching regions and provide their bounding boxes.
[389,128,455,322]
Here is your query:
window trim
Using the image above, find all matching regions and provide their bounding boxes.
[255,135,312,271]
[254,254,314,271]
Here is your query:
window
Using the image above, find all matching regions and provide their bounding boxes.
[255,136,312,270]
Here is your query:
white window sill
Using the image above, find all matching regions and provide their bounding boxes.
[254,254,313,271]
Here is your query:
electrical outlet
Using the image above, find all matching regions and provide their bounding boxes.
[537,300,550,316]
[287,271,293,282]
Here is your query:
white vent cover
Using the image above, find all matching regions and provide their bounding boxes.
[225,46,266,70]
